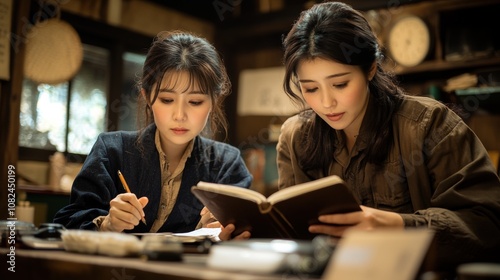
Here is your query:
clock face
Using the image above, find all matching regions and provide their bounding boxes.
[388,16,431,67]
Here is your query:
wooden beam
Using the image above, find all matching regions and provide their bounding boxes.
[0,0,31,220]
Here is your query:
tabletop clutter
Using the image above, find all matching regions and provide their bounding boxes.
[4,220,497,279]
[60,228,333,275]
[0,221,333,276]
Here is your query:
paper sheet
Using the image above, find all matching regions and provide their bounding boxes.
[323,229,434,280]
[173,227,221,241]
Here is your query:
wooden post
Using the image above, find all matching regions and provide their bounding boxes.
[0,0,31,220]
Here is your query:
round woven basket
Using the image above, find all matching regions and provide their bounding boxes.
[24,18,83,85]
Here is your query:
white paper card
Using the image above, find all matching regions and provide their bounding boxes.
[173,227,221,239]
[237,67,300,116]
[323,229,434,280]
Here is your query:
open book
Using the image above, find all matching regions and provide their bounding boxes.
[191,175,360,240]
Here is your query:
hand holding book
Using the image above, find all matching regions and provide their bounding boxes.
[191,175,360,240]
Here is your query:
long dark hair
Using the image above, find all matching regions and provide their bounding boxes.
[282,1,404,172]
[137,31,231,141]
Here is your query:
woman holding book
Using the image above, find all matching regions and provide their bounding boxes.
[278,1,500,268]
[54,31,252,238]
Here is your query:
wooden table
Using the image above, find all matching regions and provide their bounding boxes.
[0,248,320,280]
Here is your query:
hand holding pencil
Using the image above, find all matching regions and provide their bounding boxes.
[117,170,148,225]
[98,171,149,232]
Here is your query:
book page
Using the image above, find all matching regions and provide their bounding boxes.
[267,175,344,204]
[192,183,285,238]
[195,181,267,204]
[267,175,360,239]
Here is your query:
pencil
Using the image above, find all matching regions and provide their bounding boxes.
[117,170,147,225]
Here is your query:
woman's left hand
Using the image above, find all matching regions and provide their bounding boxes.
[197,207,251,240]
[308,205,404,237]
[198,207,219,228]
[218,224,251,241]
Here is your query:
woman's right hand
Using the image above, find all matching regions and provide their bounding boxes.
[308,205,404,237]
[100,193,148,232]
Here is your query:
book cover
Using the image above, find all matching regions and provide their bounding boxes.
[191,175,361,240]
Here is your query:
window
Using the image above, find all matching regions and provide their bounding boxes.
[18,10,154,162]
[117,52,146,131]
[19,44,109,156]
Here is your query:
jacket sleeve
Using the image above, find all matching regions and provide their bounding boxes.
[53,134,120,230]
[400,105,500,266]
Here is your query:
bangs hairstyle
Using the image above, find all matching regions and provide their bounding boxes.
[154,70,203,97]
[137,31,231,139]
[283,1,379,106]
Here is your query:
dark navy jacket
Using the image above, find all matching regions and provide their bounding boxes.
[54,124,252,233]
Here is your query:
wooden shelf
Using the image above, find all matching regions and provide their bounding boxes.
[18,184,70,196]
[386,56,500,76]
[378,0,500,80]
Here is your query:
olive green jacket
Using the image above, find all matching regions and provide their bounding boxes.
[277,95,500,268]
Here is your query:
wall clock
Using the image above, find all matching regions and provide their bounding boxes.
[387,15,431,67]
